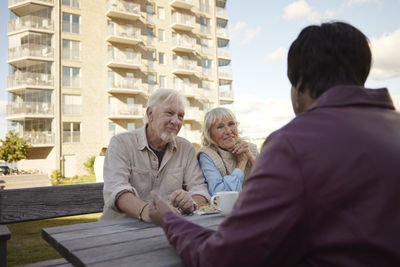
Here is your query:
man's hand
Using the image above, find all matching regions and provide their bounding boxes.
[168,189,195,214]
[149,191,178,227]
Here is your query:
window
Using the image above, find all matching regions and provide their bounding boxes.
[158,52,165,65]
[202,58,212,68]
[62,0,79,8]
[158,29,165,42]
[62,13,79,33]
[62,67,80,88]
[148,74,155,85]
[63,122,80,143]
[109,123,116,139]
[127,123,135,131]
[62,39,80,60]
[200,17,211,34]
[63,94,82,115]
[159,75,166,88]
[157,7,165,19]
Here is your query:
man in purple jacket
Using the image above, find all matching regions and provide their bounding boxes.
[149,22,400,267]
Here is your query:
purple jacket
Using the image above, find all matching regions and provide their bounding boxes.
[162,86,400,267]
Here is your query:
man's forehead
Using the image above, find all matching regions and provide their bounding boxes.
[158,98,184,112]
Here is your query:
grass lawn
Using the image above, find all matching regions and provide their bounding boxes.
[6,213,102,266]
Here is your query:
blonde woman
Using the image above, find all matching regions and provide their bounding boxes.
[198,107,258,196]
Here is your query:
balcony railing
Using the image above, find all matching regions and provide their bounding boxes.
[202,68,213,77]
[108,103,144,117]
[8,44,54,62]
[8,15,53,33]
[185,106,204,121]
[63,132,80,143]
[173,59,198,74]
[219,90,234,99]
[218,68,232,79]
[218,48,231,59]
[63,104,81,116]
[172,34,196,52]
[170,0,196,9]
[171,12,196,30]
[216,7,228,18]
[201,25,212,35]
[107,23,141,44]
[6,102,54,117]
[216,27,230,38]
[7,72,53,89]
[107,49,141,68]
[22,131,54,146]
[106,0,140,20]
[174,81,199,97]
[200,45,213,55]
[108,77,142,91]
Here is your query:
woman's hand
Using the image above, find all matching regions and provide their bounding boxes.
[232,140,256,165]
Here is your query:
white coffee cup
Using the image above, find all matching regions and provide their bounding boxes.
[210,191,239,216]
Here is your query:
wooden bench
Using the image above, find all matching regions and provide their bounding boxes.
[0,183,104,267]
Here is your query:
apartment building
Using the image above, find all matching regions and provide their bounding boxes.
[6,0,233,176]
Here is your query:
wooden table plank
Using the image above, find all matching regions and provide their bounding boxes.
[42,214,225,267]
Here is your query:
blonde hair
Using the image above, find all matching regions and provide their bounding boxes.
[144,89,187,123]
[201,107,239,147]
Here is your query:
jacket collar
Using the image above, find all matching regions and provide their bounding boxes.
[136,125,177,152]
[308,85,395,112]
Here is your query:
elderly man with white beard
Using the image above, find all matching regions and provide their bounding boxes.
[100,89,209,222]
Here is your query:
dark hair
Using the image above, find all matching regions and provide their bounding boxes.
[287,21,371,98]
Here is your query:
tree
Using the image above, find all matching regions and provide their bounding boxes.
[0,130,31,164]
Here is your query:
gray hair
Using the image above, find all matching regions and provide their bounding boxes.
[144,89,187,123]
[201,107,239,147]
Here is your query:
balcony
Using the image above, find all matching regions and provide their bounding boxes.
[199,45,213,56]
[6,101,54,120]
[174,81,200,98]
[218,47,231,59]
[8,44,53,67]
[8,15,53,34]
[107,49,141,69]
[7,72,53,91]
[179,129,201,144]
[106,24,141,45]
[219,90,234,104]
[171,12,196,31]
[172,34,196,53]
[184,106,204,121]
[170,0,196,10]
[8,0,54,16]
[63,132,80,144]
[22,131,54,147]
[106,0,141,21]
[107,77,144,94]
[108,103,144,119]
[216,27,230,39]
[216,7,228,19]
[172,58,198,75]
[218,67,232,80]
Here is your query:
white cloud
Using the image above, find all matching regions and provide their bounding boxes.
[346,0,381,6]
[283,0,321,23]
[267,47,287,60]
[226,95,295,139]
[230,21,261,45]
[370,29,400,80]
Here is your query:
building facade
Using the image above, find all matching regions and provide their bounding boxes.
[6,0,233,176]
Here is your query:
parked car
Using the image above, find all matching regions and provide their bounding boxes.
[0,166,10,175]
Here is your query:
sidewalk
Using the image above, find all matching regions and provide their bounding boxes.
[0,174,51,189]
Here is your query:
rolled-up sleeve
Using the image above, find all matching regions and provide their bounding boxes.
[103,135,138,212]
[182,145,210,201]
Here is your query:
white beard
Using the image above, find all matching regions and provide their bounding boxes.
[160,132,176,143]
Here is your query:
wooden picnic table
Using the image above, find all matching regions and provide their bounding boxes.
[42,213,225,267]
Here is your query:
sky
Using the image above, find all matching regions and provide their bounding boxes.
[1,0,400,139]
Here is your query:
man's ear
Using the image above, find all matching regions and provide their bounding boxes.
[146,107,153,122]
[295,76,305,95]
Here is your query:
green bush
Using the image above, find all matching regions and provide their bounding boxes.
[50,170,62,186]
[84,155,96,176]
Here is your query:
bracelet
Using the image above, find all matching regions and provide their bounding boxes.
[138,203,149,221]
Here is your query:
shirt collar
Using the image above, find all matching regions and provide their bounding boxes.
[308,85,395,112]
[136,125,178,152]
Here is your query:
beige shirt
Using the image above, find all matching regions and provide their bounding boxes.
[101,126,210,220]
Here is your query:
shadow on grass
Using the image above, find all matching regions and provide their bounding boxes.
[6,213,102,267]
